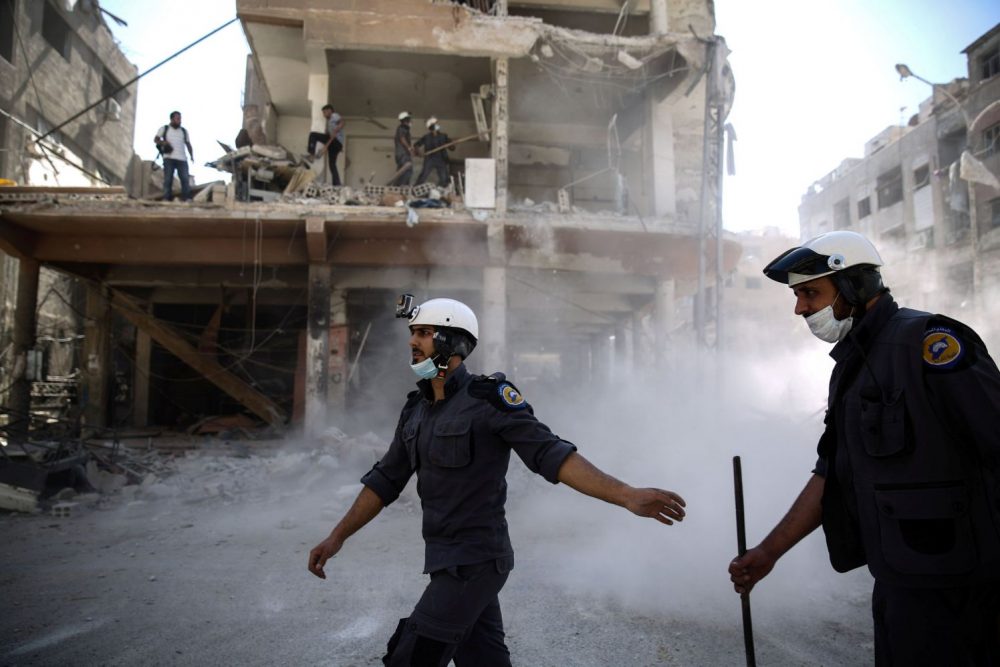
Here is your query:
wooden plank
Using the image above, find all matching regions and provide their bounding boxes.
[108,289,287,426]
[31,236,309,266]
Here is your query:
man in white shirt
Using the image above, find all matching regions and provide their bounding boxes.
[154,111,194,201]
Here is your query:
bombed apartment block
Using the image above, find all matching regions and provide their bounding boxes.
[0,0,740,450]
[798,22,1000,328]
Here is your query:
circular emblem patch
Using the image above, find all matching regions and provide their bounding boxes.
[922,328,963,368]
[499,383,526,408]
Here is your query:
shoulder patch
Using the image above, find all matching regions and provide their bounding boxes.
[469,373,529,411]
[922,326,964,369]
[497,382,528,410]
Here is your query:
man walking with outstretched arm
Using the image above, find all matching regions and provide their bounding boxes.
[310,295,686,666]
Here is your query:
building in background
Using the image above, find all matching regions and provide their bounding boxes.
[0,0,739,441]
[798,22,999,332]
[723,227,801,350]
[0,0,139,429]
[0,0,137,186]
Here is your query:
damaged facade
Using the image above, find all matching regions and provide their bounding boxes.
[0,0,738,479]
[798,22,1000,331]
[0,0,138,433]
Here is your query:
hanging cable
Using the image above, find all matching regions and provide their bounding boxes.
[35,17,239,145]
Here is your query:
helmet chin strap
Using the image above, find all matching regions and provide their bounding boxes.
[430,331,457,379]
[430,352,449,379]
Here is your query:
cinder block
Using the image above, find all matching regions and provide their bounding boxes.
[51,501,79,518]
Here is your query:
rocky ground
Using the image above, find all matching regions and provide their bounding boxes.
[2,370,878,666]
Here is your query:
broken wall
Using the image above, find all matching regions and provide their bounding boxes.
[0,0,138,186]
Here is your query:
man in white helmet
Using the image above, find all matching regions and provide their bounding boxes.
[728,230,1000,665]
[309,295,687,666]
[414,117,454,187]
[389,111,414,187]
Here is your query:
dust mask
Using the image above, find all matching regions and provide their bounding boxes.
[410,357,439,380]
[805,293,853,343]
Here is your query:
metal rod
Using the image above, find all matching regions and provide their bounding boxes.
[733,455,757,667]
[346,321,372,386]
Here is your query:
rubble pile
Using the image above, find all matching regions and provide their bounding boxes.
[0,429,393,516]
[204,143,464,209]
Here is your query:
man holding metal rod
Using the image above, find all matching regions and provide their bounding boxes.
[728,231,1000,666]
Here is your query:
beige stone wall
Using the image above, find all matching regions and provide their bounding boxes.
[0,0,138,184]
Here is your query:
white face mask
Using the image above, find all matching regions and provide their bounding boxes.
[805,294,853,343]
[410,357,439,380]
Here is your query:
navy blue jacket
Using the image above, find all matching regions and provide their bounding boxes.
[361,364,577,573]
[815,293,1000,584]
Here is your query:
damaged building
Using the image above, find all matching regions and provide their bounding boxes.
[798,22,1000,332]
[0,0,739,495]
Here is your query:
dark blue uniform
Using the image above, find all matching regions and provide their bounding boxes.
[414,131,451,187]
[390,123,413,186]
[361,363,577,666]
[814,293,1000,666]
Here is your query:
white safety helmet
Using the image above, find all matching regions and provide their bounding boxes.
[398,111,411,121]
[408,298,478,341]
[764,231,886,306]
[764,231,883,286]
[396,294,479,361]
[426,116,438,129]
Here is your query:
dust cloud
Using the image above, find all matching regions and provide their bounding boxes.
[498,336,853,624]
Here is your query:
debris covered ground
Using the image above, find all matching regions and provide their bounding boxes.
[1,405,876,666]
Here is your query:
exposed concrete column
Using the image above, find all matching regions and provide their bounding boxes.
[492,57,509,215]
[8,258,39,444]
[645,96,677,218]
[590,333,613,385]
[631,309,643,374]
[649,0,669,36]
[328,289,348,422]
[305,263,331,440]
[653,279,675,369]
[132,314,152,427]
[82,285,112,432]
[481,266,507,372]
[308,74,330,133]
[614,320,627,381]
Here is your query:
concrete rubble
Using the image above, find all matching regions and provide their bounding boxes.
[204,143,464,208]
[0,427,397,517]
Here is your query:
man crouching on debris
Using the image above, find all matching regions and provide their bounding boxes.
[309,295,686,666]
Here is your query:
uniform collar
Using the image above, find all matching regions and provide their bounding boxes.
[830,292,897,363]
[417,363,470,402]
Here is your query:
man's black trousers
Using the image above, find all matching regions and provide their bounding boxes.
[872,580,1000,666]
[383,557,513,667]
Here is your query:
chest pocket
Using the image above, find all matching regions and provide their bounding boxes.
[402,423,419,470]
[429,419,473,468]
[857,388,908,458]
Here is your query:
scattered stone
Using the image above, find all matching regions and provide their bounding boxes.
[53,487,77,501]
